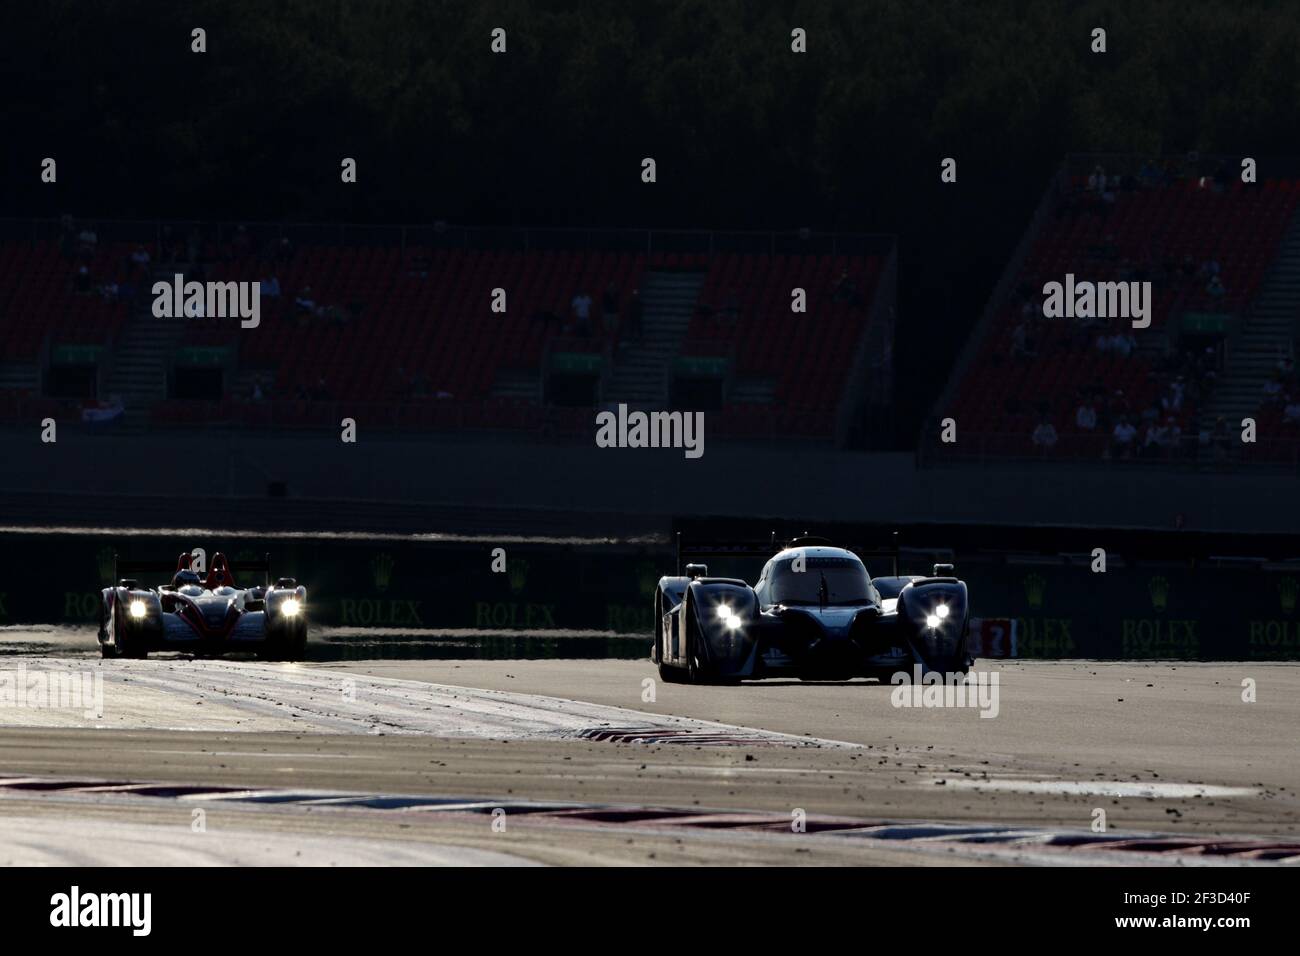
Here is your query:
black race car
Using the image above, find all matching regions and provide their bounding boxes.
[98,551,307,660]
[652,537,972,683]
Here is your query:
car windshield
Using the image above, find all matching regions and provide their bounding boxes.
[769,555,872,606]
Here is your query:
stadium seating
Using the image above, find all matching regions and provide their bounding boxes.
[682,252,883,430]
[940,177,1300,457]
[204,246,645,403]
[0,239,132,361]
[1,225,886,438]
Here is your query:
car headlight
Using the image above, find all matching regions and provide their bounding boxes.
[925,603,951,630]
[129,599,147,620]
[281,597,301,618]
[716,604,743,631]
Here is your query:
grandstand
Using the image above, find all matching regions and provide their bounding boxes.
[926,155,1300,468]
[0,221,895,445]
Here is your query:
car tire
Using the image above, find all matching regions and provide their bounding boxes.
[681,592,710,685]
[116,614,148,660]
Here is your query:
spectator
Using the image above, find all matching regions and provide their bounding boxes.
[602,282,620,335]
[59,214,77,260]
[1141,400,1162,428]
[1206,274,1226,299]
[1031,419,1059,450]
[77,224,98,259]
[1012,320,1036,358]
[295,286,316,313]
[130,244,151,271]
[1110,416,1138,459]
[1143,419,1168,457]
[1162,377,1185,413]
[1284,395,1300,425]
[1075,400,1097,431]
[232,225,253,260]
[1210,417,1231,461]
[1087,165,1106,193]
[1110,331,1137,357]
[832,271,865,310]
[159,224,177,264]
[625,288,644,340]
[571,290,593,335]
[532,306,561,330]
[1163,415,1183,455]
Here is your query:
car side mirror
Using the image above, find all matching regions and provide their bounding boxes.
[932,564,954,576]
[684,564,708,580]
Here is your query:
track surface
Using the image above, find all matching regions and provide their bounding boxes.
[0,636,1296,865]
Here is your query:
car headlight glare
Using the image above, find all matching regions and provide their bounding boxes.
[716,604,743,631]
[935,603,950,619]
[129,599,147,620]
[925,612,942,629]
[281,597,301,618]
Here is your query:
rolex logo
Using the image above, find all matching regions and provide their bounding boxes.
[97,546,116,585]
[508,558,529,595]
[1280,578,1298,615]
[1024,573,1046,609]
[636,561,659,599]
[371,552,395,592]
[1148,576,1169,612]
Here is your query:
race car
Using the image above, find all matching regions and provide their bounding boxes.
[652,536,972,683]
[98,551,307,660]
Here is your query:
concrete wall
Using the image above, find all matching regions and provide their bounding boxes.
[4,428,1300,534]
[3,529,1296,661]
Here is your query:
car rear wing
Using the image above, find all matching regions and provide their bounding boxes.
[112,553,272,587]
[675,532,900,578]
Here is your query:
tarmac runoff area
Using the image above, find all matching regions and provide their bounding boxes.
[0,641,1296,865]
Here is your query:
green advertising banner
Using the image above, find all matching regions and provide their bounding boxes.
[0,532,1295,661]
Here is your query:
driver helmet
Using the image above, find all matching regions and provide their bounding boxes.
[172,569,202,588]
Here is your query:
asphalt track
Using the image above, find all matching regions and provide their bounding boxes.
[0,627,1296,866]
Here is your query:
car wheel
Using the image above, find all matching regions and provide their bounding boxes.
[116,615,148,659]
[285,625,307,662]
[658,658,686,683]
[656,621,687,683]
[681,594,710,685]
[100,641,117,660]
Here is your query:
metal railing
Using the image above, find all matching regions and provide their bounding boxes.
[0,216,895,259]
[922,430,1300,473]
